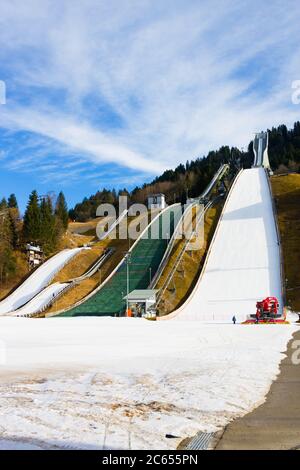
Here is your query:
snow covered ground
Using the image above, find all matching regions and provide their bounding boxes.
[0,317,298,450]
[168,168,282,322]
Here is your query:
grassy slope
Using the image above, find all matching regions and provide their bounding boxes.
[68,217,104,235]
[271,174,300,312]
[157,202,223,315]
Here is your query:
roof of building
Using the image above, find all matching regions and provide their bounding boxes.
[148,193,165,198]
[123,289,158,301]
[25,244,43,253]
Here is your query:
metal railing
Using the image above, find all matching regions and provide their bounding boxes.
[70,248,114,282]
[199,164,229,200]
[149,202,196,288]
[155,200,216,307]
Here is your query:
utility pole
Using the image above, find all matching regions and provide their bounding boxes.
[124,252,131,316]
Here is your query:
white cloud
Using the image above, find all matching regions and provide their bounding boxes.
[0,0,300,180]
[0,106,163,173]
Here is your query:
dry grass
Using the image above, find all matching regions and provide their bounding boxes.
[157,202,223,315]
[51,244,106,283]
[46,276,102,313]
[59,230,95,248]
[69,217,104,234]
[271,174,300,312]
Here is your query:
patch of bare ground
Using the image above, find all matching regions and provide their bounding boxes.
[271,174,300,312]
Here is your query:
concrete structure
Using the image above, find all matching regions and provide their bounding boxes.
[253,131,271,171]
[147,193,166,210]
[123,289,158,318]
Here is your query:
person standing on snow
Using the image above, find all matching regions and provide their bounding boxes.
[232,315,236,324]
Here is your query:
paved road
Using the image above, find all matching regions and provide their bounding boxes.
[216,327,300,450]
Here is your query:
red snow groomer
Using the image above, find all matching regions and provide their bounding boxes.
[256,297,279,321]
[245,296,286,324]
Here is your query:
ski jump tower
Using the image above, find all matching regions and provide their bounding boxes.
[253,131,272,172]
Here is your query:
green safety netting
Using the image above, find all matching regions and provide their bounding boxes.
[59,205,182,317]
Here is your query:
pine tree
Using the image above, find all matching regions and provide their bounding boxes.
[55,191,68,230]
[0,197,7,211]
[0,210,13,245]
[8,193,18,209]
[8,210,19,249]
[0,209,16,285]
[40,196,56,254]
[6,195,20,248]
[0,245,16,285]
[23,190,41,243]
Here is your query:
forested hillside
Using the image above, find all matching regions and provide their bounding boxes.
[268,122,300,171]
[70,121,300,222]
[0,191,69,295]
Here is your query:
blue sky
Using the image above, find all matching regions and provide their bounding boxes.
[0,0,300,212]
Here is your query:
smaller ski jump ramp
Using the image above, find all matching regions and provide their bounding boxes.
[166,168,282,322]
[11,283,69,317]
[0,248,85,314]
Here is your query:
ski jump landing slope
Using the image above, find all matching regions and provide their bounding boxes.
[11,283,69,317]
[168,168,282,323]
[0,248,85,315]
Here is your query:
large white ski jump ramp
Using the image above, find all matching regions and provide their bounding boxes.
[0,248,86,315]
[166,168,282,322]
